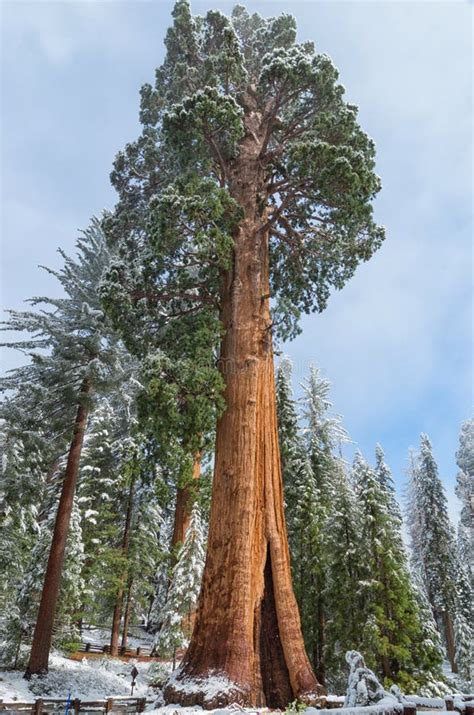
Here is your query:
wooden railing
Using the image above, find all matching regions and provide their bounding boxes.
[0,696,150,715]
[78,643,152,658]
[2,692,471,715]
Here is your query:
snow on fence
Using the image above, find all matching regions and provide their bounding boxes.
[78,643,152,658]
[0,696,150,715]
[307,696,474,715]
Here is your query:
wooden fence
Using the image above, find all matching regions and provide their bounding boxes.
[0,697,150,715]
[78,643,152,658]
[2,693,472,715]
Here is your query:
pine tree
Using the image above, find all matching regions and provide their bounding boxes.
[1,220,137,675]
[101,1,384,705]
[406,435,459,673]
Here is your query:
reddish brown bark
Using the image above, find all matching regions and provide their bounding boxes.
[171,454,201,549]
[25,380,91,678]
[110,479,135,656]
[120,578,134,651]
[442,610,458,674]
[164,97,322,709]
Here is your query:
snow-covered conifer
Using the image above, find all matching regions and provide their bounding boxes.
[406,435,459,672]
[455,419,473,577]
[354,451,442,687]
[153,501,205,659]
[1,220,139,675]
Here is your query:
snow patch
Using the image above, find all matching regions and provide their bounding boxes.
[165,669,244,701]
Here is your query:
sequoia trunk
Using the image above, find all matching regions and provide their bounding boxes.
[171,454,201,549]
[164,106,321,709]
[110,479,135,656]
[25,380,91,678]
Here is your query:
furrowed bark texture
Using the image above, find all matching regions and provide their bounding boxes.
[25,380,91,678]
[164,100,321,710]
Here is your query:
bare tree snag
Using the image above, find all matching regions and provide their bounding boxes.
[164,107,322,709]
[25,380,91,677]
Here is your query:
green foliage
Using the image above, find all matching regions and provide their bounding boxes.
[103,0,385,350]
[277,360,443,691]
[284,700,308,715]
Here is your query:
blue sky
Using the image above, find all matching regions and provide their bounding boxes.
[1,0,472,520]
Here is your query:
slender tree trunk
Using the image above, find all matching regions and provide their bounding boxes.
[24,380,91,678]
[110,479,135,656]
[442,611,458,673]
[315,593,326,685]
[164,104,321,709]
[171,453,201,549]
[120,578,134,651]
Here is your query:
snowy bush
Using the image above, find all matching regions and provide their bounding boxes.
[344,651,390,707]
[147,661,173,689]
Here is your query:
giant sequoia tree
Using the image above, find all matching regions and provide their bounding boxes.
[103,2,384,708]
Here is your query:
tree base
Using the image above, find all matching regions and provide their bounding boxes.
[163,667,325,710]
[24,667,48,680]
[163,669,249,710]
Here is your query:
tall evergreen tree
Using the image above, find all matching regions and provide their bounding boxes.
[324,463,364,690]
[375,444,403,528]
[353,452,442,687]
[406,435,459,672]
[102,1,384,706]
[299,366,347,683]
[452,563,473,690]
[1,220,137,675]
[455,418,473,578]
[153,501,205,661]
[2,459,85,667]
[0,424,47,622]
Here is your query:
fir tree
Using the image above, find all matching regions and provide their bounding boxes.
[406,435,459,672]
[153,501,205,662]
[353,451,442,688]
[2,461,85,667]
[453,563,473,690]
[455,418,473,578]
[0,425,46,622]
[324,464,364,691]
[375,444,403,528]
[1,220,137,675]
[299,365,347,683]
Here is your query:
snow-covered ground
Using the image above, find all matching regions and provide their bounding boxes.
[0,654,267,713]
[1,650,465,715]
[82,626,155,651]
[0,651,165,702]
